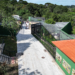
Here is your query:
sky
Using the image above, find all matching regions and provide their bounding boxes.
[23,0,75,6]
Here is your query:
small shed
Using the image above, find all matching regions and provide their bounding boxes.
[52,39,75,75]
[12,15,21,21]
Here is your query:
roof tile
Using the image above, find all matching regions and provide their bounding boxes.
[52,39,75,63]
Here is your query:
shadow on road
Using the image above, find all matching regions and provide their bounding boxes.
[19,68,42,75]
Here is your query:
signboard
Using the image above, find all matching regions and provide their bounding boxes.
[62,59,71,74]
[72,69,75,75]
[56,52,62,63]
[11,57,16,64]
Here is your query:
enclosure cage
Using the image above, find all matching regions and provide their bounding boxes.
[30,17,74,59]
[30,17,73,40]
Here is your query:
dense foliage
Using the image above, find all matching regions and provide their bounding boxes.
[2,16,18,36]
[45,18,55,24]
[0,0,75,34]
[0,62,18,75]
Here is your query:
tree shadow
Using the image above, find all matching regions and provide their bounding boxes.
[16,33,36,42]
[17,43,31,53]
[19,68,42,75]
[16,32,38,53]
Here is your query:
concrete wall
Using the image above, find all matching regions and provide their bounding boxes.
[56,48,75,75]
[29,21,39,25]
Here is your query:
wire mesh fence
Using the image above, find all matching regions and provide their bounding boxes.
[30,17,73,40]
[31,24,56,58]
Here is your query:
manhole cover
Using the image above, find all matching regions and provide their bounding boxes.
[41,56,45,59]
[44,49,47,52]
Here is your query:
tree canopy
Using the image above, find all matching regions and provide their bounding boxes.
[0,0,75,34]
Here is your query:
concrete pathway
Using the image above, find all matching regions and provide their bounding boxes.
[16,23,65,75]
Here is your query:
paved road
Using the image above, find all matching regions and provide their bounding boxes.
[16,22,65,75]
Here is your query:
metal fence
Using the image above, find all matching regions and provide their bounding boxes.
[31,23,56,58]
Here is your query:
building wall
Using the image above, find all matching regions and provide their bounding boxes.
[56,48,75,75]
[29,17,31,21]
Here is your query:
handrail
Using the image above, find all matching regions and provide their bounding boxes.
[0,54,11,64]
[1,54,11,58]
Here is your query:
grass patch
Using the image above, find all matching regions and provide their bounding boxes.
[0,36,17,57]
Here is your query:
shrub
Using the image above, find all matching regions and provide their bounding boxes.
[45,18,55,24]
[37,19,41,21]
[72,26,75,34]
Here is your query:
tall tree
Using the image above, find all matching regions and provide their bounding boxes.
[22,1,28,5]
[19,0,23,3]
[2,16,17,36]
[10,0,17,5]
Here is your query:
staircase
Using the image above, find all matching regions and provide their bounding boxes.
[0,54,11,64]
[0,43,17,64]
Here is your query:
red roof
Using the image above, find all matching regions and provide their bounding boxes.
[52,39,75,63]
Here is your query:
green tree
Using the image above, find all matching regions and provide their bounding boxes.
[62,6,68,12]
[45,18,55,24]
[48,3,55,12]
[35,11,39,16]
[22,13,33,20]
[17,8,25,16]
[53,6,62,13]
[51,13,58,21]
[26,3,36,15]
[10,0,17,5]
[72,26,75,34]
[53,5,68,13]
[19,0,23,4]
[0,14,2,22]
[22,1,28,5]
[2,16,17,36]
